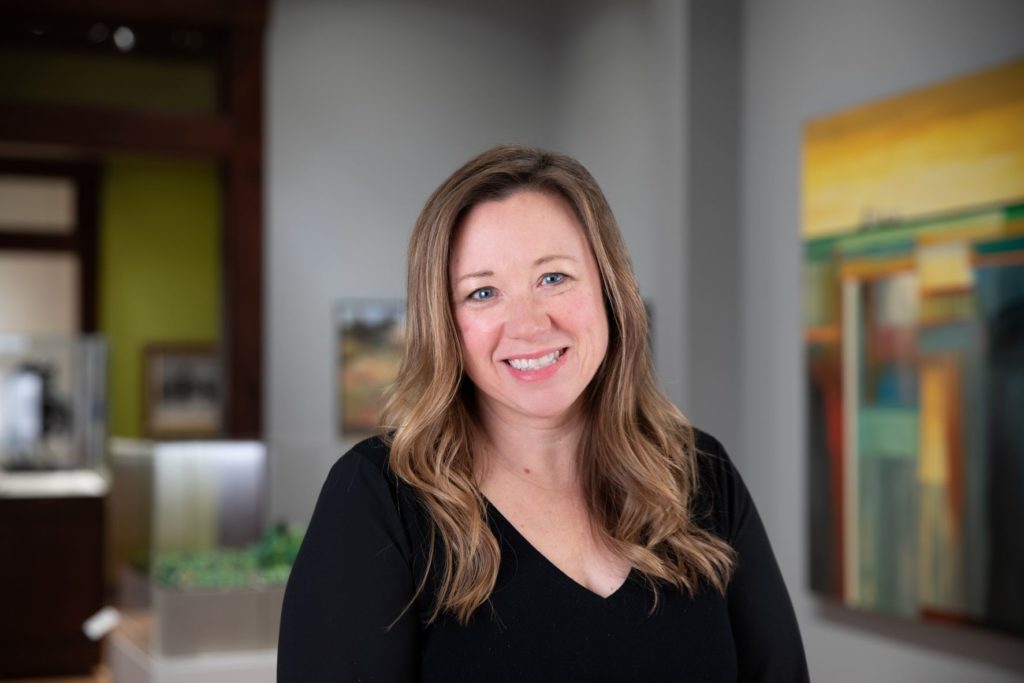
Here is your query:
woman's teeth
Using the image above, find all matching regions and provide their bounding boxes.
[507,349,563,371]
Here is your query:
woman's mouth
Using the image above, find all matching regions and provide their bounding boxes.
[504,348,566,371]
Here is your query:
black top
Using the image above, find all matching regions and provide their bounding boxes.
[278,430,809,682]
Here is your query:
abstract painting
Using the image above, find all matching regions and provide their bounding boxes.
[803,58,1024,636]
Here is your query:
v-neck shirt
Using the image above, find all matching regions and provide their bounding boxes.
[278,430,809,682]
[483,498,633,600]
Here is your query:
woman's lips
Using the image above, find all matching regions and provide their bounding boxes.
[505,348,564,371]
[502,348,569,381]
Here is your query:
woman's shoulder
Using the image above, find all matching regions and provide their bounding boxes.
[691,426,735,488]
[689,427,751,542]
[336,434,392,471]
[320,435,418,518]
[311,436,431,563]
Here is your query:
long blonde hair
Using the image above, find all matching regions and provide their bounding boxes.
[381,144,735,623]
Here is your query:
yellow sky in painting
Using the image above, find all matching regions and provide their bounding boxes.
[802,59,1024,238]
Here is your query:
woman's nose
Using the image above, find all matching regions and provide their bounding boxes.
[505,296,551,340]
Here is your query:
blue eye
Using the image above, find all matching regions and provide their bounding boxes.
[541,273,565,286]
[469,287,496,301]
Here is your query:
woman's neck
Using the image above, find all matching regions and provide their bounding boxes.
[475,402,586,493]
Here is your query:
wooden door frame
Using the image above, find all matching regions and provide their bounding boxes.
[0,0,266,437]
[0,158,99,332]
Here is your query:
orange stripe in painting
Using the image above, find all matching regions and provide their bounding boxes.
[973,252,1024,269]
[827,376,844,599]
[805,326,841,344]
[947,360,964,537]
[840,258,915,281]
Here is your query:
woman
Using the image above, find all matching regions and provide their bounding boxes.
[278,145,808,681]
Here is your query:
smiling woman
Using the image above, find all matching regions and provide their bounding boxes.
[278,145,809,682]
[450,190,609,424]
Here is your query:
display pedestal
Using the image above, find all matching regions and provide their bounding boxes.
[107,612,276,683]
[0,477,105,678]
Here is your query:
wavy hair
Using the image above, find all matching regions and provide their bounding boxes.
[381,144,735,623]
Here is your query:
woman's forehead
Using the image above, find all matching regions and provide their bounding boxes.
[450,191,591,269]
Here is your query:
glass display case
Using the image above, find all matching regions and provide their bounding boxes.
[0,334,108,677]
[0,333,106,472]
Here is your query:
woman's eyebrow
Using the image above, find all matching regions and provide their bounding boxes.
[456,269,493,283]
[454,255,577,283]
[534,254,576,267]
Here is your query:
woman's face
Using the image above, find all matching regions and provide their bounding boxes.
[449,190,609,427]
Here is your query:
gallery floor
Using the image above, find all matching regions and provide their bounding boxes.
[5,667,110,683]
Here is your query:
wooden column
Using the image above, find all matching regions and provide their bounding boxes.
[223,21,264,438]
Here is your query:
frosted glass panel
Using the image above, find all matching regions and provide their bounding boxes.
[0,253,78,335]
[0,175,76,233]
[152,441,267,556]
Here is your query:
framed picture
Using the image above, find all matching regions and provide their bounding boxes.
[143,342,223,439]
[802,58,1024,636]
[335,300,406,438]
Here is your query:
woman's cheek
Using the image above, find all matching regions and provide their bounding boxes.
[457,315,493,355]
[564,290,602,325]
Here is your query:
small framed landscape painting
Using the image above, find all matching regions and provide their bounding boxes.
[143,342,222,439]
[335,300,406,439]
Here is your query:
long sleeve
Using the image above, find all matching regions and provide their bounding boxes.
[278,441,421,682]
[696,431,810,682]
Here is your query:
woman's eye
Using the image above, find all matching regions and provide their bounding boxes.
[469,287,496,301]
[541,273,566,286]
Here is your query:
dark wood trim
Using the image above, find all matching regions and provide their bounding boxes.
[0,103,232,155]
[0,158,90,176]
[0,19,227,63]
[0,233,76,250]
[222,23,263,438]
[0,0,265,28]
[76,163,100,332]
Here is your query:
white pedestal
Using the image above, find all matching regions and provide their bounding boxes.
[106,613,276,683]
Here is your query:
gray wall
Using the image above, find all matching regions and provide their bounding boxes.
[554,0,690,410]
[267,0,1024,678]
[686,0,741,447]
[738,0,1024,680]
[267,0,690,524]
[267,0,556,524]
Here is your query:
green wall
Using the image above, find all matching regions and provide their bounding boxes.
[0,48,217,113]
[100,156,221,438]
